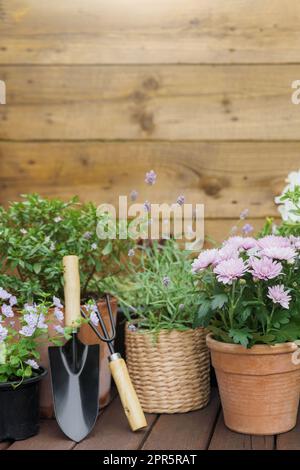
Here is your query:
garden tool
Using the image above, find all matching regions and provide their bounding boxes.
[81,294,147,431]
[49,255,99,442]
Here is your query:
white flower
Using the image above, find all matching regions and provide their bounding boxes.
[25,359,39,370]
[275,170,300,222]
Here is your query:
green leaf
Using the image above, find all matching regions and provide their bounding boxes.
[211,294,228,310]
[102,241,112,256]
[229,328,253,348]
[33,263,42,274]
[194,300,212,327]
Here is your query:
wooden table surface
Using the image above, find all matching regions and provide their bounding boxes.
[1,388,300,451]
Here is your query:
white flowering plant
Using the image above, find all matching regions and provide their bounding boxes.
[0,194,132,304]
[0,289,98,385]
[193,235,300,347]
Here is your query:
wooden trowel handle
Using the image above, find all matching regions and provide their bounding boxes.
[109,354,147,431]
[63,255,81,328]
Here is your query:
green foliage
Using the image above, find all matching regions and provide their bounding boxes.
[0,194,132,303]
[106,240,199,333]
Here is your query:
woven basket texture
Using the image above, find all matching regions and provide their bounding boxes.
[125,326,210,413]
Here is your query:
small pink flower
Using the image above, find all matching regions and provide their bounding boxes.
[261,246,296,261]
[192,249,219,272]
[217,244,240,263]
[242,223,254,235]
[257,235,291,250]
[249,256,282,280]
[267,285,291,309]
[213,258,247,285]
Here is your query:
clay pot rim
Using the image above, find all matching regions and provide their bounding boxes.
[206,333,299,355]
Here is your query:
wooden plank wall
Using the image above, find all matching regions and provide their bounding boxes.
[1,0,300,243]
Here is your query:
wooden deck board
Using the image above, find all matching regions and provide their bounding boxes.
[8,420,75,451]
[0,389,298,450]
[74,397,157,450]
[277,408,300,450]
[142,389,220,450]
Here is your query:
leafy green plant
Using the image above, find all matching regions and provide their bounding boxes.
[107,240,199,332]
[0,194,132,303]
[193,235,300,347]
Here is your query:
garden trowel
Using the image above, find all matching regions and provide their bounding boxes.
[49,255,99,442]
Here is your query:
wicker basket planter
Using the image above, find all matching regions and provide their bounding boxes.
[125,325,210,413]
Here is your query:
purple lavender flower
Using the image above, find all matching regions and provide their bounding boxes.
[19,325,35,337]
[25,359,39,370]
[128,248,135,257]
[54,325,65,335]
[267,285,291,309]
[1,304,14,318]
[53,296,63,309]
[249,256,282,280]
[145,170,157,185]
[213,258,247,285]
[191,249,219,273]
[130,190,138,201]
[240,209,249,220]
[83,231,92,239]
[0,288,11,301]
[90,312,99,327]
[242,223,254,235]
[176,195,185,206]
[162,276,171,287]
[54,307,64,322]
[261,246,296,261]
[9,295,17,307]
[0,324,8,343]
[143,201,151,213]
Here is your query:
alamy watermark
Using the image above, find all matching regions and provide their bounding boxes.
[0,80,6,104]
[96,196,204,251]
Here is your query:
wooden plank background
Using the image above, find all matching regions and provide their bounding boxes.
[0,0,299,242]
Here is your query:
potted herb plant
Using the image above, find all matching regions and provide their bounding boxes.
[0,194,132,414]
[109,240,210,414]
[0,289,66,441]
[193,234,300,435]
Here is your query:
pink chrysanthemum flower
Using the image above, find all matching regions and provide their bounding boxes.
[257,235,291,250]
[267,285,291,309]
[249,256,282,280]
[216,244,240,263]
[213,258,247,285]
[192,249,219,273]
[261,246,296,261]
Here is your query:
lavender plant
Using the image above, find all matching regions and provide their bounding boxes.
[193,235,300,347]
[107,240,199,332]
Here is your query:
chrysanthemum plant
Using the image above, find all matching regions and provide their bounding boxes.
[193,235,300,347]
[0,194,132,304]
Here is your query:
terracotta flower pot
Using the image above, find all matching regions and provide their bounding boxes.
[207,334,300,435]
[38,297,118,418]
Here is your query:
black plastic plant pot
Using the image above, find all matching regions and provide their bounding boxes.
[0,367,47,441]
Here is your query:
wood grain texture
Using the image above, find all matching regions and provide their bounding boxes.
[1,0,300,64]
[0,141,292,218]
[1,65,300,140]
[142,388,220,450]
[74,397,157,450]
[8,420,75,450]
[277,408,300,450]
